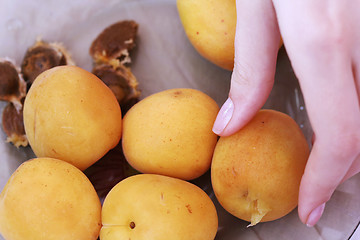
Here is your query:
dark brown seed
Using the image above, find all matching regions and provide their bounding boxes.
[92,63,140,114]
[21,40,74,86]
[2,101,28,147]
[89,20,138,65]
[0,59,26,109]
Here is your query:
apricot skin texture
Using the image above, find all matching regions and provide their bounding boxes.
[101,174,218,240]
[177,0,236,70]
[211,109,309,226]
[122,88,219,180]
[23,66,122,170]
[0,158,101,240]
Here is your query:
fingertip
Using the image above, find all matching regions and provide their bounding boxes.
[297,145,335,226]
[298,172,328,226]
[305,202,326,227]
[223,105,259,136]
[212,95,261,137]
[212,98,234,135]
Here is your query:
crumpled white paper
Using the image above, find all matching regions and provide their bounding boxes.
[0,0,359,239]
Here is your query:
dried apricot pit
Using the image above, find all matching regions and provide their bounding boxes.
[0,59,26,110]
[89,20,138,65]
[21,39,74,86]
[2,101,27,147]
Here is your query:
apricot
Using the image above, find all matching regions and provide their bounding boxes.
[100,174,218,240]
[23,65,122,170]
[177,0,282,71]
[122,88,219,180]
[211,109,309,226]
[177,0,236,70]
[0,158,101,240]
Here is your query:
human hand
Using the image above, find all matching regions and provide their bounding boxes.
[212,0,360,227]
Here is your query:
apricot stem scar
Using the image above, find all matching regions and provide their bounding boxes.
[129,221,136,229]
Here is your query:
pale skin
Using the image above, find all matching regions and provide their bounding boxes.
[213,0,360,227]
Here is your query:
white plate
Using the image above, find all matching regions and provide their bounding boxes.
[0,0,359,239]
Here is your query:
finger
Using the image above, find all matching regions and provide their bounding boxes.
[352,59,360,102]
[349,2,360,101]
[212,0,280,136]
[296,46,359,225]
[311,133,315,145]
[341,154,360,183]
[273,0,360,226]
[343,64,360,182]
[297,55,360,226]
[299,138,359,226]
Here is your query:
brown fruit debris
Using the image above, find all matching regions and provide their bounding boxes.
[85,20,141,198]
[92,62,140,114]
[84,143,136,201]
[21,39,74,86]
[89,20,138,65]
[90,20,141,115]
[2,101,28,147]
[0,59,26,111]
[1,40,73,148]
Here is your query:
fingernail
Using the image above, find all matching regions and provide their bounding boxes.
[213,98,234,135]
[306,203,326,227]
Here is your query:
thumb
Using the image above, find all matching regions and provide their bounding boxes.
[213,0,280,136]
[298,140,360,227]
